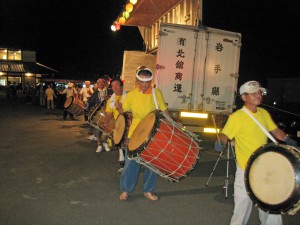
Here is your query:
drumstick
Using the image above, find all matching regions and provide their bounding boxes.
[211,114,221,144]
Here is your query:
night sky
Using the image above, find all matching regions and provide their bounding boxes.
[1,0,299,83]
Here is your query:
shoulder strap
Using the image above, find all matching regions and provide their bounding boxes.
[241,107,278,144]
[152,88,159,109]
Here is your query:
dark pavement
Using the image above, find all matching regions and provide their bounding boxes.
[0,93,299,225]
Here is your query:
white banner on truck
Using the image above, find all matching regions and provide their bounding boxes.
[156,23,241,114]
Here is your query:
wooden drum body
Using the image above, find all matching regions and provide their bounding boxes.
[64,97,84,116]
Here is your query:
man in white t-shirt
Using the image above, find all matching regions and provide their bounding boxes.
[79,81,93,123]
[60,82,77,120]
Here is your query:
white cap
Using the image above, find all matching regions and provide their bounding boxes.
[239,80,266,95]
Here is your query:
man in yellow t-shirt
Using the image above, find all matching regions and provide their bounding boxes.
[105,78,127,173]
[45,84,57,110]
[115,66,169,201]
[215,80,297,225]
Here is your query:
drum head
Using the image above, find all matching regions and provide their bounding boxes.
[64,97,73,109]
[128,111,157,152]
[245,144,300,214]
[113,114,127,145]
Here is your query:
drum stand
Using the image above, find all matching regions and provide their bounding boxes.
[205,141,236,199]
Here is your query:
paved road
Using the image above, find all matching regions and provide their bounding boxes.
[0,94,299,225]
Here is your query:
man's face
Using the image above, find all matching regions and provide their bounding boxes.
[97,79,106,89]
[242,90,263,106]
[85,82,90,88]
[111,81,123,96]
[138,73,152,93]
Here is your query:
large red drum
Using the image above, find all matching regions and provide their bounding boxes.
[128,110,201,182]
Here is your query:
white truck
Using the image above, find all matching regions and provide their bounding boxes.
[121,23,242,134]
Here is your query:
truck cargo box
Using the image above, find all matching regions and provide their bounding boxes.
[156,23,242,115]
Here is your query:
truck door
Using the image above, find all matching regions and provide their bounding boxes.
[156,24,197,110]
[193,29,241,114]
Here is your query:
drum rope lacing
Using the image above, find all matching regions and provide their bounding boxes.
[133,118,201,182]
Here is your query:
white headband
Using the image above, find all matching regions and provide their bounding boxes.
[135,74,153,81]
[135,68,153,81]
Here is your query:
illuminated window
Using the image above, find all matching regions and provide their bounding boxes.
[0,48,7,60]
[8,50,22,60]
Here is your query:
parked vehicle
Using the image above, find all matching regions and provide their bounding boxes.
[121,23,242,135]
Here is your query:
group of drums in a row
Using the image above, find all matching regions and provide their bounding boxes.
[64,96,300,216]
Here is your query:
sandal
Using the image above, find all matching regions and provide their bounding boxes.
[119,192,128,201]
[144,192,158,201]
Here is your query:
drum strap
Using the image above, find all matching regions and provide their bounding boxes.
[241,107,278,144]
[152,88,159,109]
[109,91,126,108]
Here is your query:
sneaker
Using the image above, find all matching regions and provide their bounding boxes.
[96,145,103,153]
[85,121,89,124]
[88,135,97,141]
[103,142,111,152]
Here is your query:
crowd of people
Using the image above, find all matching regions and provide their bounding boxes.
[58,67,172,202]
[5,81,60,108]
[4,67,299,224]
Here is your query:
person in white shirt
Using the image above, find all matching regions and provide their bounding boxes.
[79,81,93,123]
[87,77,112,152]
[59,82,77,120]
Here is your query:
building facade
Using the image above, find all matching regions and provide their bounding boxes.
[0,47,57,88]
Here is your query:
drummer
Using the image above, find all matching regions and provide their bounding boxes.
[104,78,127,173]
[79,81,93,124]
[214,80,297,225]
[59,82,77,120]
[88,77,112,153]
[115,66,170,201]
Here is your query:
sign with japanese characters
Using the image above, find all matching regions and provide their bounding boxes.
[156,24,241,114]
[156,26,196,109]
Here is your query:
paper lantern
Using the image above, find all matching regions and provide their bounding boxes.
[118,17,126,24]
[123,11,130,19]
[125,3,133,13]
[130,0,137,5]
[115,23,121,31]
